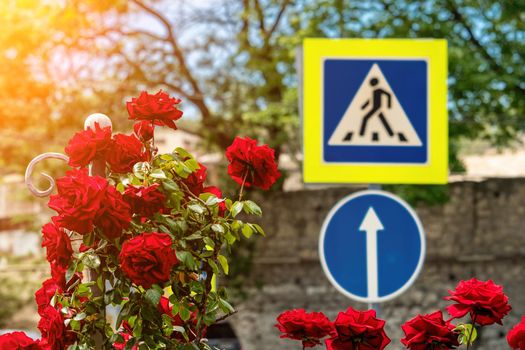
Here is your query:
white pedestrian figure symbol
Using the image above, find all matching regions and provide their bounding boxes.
[357,77,397,141]
[328,63,422,147]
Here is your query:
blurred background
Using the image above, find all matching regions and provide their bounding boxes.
[0,1,524,349]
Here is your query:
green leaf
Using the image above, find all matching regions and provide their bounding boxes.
[150,168,167,179]
[116,182,125,193]
[455,323,477,345]
[205,195,221,206]
[243,200,262,216]
[65,262,77,284]
[81,252,101,269]
[231,201,243,217]
[208,259,219,274]
[251,223,266,236]
[203,236,215,248]
[145,288,162,307]
[73,312,87,321]
[225,232,236,245]
[175,147,192,159]
[162,179,179,192]
[185,158,200,172]
[217,255,229,275]
[82,231,95,248]
[188,203,205,215]
[185,232,203,240]
[211,224,224,234]
[241,224,253,238]
[76,283,92,298]
[133,162,150,179]
[218,298,235,314]
[172,325,186,334]
[179,307,191,322]
[176,251,196,269]
[160,154,174,161]
[132,320,142,338]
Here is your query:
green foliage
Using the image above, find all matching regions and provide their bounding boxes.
[2,0,523,180]
[455,323,478,345]
[236,0,525,167]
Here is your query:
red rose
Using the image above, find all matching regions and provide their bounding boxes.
[107,133,148,174]
[508,316,525,350]
[445,278,511,325]
[65,122,112,167]
[50,262,82,291]
[113,332,138,350]
[119,232,178,289]
[275,309,333,348]
[401,310,459,350]
[94,185,132,239]
[226,136,280,190]
[0,331,40,349]
[38,306,76,350]
[158,296,201,342]
[35,278,62,316]
[203,186,226,216]
[123,184,167,218]
[184,163,207,195]
[126,90,183,130]
[326,307,390,350]
[133,120,155,141]
[48,169,107,234]
[41,218,73,268]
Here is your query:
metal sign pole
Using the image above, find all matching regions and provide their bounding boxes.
[367,184,381,316]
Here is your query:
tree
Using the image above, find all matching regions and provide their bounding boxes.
[236,0,525,169]
[2,0,524,176]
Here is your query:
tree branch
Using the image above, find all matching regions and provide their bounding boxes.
[253,0,267,35]
[267,0,291,39]
[446,0,525,95]
[130,0,213,120]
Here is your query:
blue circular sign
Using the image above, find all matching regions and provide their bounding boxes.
[319,190,425,303]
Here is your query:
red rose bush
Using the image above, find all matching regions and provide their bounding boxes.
[9,90,281,349]
[277,278,517,349]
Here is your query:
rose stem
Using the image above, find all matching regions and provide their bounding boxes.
[466,314,478,350]
[238,168,250,201]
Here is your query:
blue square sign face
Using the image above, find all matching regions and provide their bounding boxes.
[323,59,428,164]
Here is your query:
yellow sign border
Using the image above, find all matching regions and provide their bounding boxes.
[303,38,448,184]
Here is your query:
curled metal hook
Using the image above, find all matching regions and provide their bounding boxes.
[25,152,69,197]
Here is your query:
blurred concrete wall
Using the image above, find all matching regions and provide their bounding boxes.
[230,179,525,350]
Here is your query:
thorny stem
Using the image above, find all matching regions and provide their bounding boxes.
[238,168,250,201]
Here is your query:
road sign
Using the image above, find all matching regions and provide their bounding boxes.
[302,38,448,184]
[319,190,425,303]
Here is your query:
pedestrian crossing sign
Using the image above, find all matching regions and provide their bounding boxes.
[302,39,448,184]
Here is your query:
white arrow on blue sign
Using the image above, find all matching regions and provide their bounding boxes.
[319,190,426,303]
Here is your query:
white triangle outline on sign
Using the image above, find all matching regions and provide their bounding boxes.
[328,63,422,147]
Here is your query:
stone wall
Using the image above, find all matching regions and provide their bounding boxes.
[228,178,525,350]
